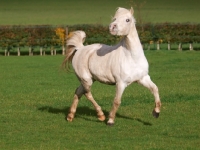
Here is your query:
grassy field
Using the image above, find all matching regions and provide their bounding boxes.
[0,0,200,25]
[0,51,200,149]
[0,0,200,149]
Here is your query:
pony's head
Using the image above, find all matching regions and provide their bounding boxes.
[109,7,135,36]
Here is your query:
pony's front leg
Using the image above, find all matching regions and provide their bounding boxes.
[107,82,126,125]
[138,75,161,118]
[67,85,85,122]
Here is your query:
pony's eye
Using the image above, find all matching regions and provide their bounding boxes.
[126,19,130,22]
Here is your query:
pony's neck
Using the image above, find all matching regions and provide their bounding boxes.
[122,24,144,57]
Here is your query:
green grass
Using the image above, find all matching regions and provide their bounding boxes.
[0,0,200,25]
[0,51,200,149]
[1,1,200,149]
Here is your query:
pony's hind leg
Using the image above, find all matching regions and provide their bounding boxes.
[138,75,161,118]
[81,80,105,121]
[67,85,85,122]
[84,91,105,121]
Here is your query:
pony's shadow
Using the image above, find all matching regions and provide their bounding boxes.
[38,106,152,126]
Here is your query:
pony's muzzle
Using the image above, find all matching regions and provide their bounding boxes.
[109,23,118,34]
[110,23,117,29]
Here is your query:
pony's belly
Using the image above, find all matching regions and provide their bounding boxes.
[91,71,116,85]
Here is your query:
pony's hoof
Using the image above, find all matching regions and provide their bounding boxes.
[107,119,114,126]
[66,116,73,122]
[98,115,106,121]
[152,109,159,118]
[107,122,114,126]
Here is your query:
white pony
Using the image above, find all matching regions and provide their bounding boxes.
[63,7,161,125]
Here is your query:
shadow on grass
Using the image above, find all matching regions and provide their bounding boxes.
[38,106,152,126]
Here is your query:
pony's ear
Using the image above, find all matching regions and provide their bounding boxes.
[130,7,134,15]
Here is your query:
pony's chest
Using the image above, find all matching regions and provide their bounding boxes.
[119,58,148,83]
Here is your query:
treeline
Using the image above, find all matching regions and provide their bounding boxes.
[0,23,200,56]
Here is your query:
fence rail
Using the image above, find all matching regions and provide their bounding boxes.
[1,42,200,57]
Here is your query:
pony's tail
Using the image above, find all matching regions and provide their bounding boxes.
[62,31,86,72]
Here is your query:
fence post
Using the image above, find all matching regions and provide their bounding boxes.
[40,47,43,56]
[51,47,54,55]
[189,43,193,51]
[17,47,20,56]
[156,43,160,50]
[167,42,171,50]
[29,46,33,56]
[178,43,182,51]
[65,27,68,55]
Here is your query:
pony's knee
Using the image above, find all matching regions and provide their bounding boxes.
[139,75,158,93]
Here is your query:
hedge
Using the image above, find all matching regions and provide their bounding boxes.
[0,23,200,56]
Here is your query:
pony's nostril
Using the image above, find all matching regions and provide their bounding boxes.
[112,24,117,29]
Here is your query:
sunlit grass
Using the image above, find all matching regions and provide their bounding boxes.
[0,51,200,149]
